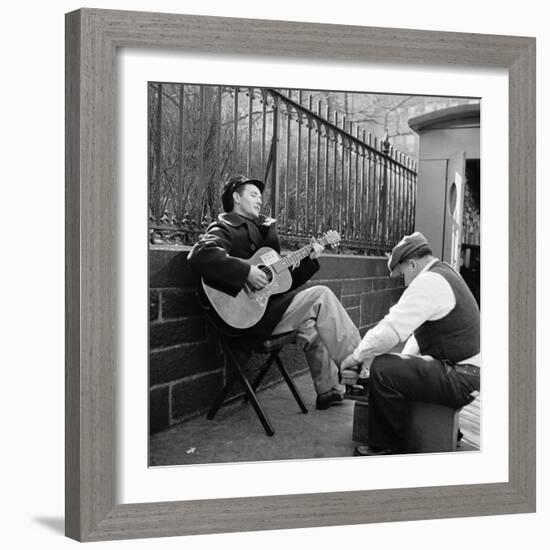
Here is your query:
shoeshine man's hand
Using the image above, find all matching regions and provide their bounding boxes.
[309,238,325,260]
[341,352,361,371]
[247,265,269,290]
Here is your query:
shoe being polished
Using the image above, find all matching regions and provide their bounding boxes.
[315,389,345,410]
[353,445,400,456]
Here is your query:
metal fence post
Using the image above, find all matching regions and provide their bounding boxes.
[381,132,390,243]
[153,83,162,224]
[270,95,280,219]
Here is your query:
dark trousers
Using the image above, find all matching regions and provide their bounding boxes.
[367,353,479,451]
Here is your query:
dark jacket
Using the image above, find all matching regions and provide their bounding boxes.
[414,261,480,363]
[188,212,319,339]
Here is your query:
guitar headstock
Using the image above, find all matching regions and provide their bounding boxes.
[319,230,341,247]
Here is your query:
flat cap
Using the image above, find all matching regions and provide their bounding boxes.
[388,232,430,273]
[221,175,264,212]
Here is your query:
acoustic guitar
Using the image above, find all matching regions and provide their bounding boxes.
[201,230,341,329]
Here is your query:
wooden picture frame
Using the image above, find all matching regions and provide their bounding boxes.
[65,8,536,541]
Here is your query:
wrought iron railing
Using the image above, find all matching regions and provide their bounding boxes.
[148,84,417,254]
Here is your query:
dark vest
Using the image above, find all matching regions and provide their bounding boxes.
[414,261,480,363]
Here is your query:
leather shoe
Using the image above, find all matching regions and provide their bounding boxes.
[315,389,344,410]
[347,384,367,397]
[353,445,399,456]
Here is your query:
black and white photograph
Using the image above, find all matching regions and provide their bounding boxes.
[148,83,481,466]
[4,0,544,547]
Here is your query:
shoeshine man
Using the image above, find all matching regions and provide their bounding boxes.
[189,175,361,410]
[341,232,481,456]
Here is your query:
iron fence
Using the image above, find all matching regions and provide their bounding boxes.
[149,84,417,254]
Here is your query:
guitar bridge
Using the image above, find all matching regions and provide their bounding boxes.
[254,293,268,307]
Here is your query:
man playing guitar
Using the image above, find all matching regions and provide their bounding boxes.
[189,175,361,410]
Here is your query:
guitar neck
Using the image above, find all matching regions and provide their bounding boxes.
[273,237,329,274]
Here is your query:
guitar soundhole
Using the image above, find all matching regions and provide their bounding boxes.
[258,264,273,284]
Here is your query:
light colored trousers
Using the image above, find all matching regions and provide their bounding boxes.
[272,285,361,395]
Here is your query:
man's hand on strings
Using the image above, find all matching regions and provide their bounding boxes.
[247,265,269,290]
[309,237,325,260]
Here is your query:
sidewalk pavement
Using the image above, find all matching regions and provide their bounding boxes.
[149,372,480,466]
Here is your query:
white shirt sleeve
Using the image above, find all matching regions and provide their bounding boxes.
[352,270,455,366]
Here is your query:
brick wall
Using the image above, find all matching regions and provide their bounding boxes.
[149,246,405,434]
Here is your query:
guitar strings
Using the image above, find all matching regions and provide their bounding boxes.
[259,265,274,282]
[262,233,337,275]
